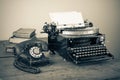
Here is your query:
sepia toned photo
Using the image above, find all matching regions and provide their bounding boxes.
[0,0,120,80]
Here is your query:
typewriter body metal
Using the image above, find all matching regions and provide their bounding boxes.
[43,12,114,64]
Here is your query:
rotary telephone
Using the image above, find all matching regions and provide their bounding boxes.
[14,39,49,74]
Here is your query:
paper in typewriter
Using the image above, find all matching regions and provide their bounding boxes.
[49,11,85,28]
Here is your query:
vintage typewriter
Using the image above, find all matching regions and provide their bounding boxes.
[43,12,114,64]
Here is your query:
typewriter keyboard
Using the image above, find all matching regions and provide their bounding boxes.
[68,45,113,63]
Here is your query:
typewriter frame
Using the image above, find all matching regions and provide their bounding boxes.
[53,34,113,64]
[43,22,114,64]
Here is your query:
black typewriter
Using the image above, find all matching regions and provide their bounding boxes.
[42,12,114,64]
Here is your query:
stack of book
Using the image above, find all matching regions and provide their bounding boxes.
[9,28,36,43]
